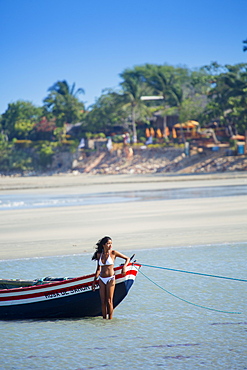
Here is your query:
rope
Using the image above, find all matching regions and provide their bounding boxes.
[140,263,247,282]
[139,269,242,314]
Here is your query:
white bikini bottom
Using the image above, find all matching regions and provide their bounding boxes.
[99,275,115,285]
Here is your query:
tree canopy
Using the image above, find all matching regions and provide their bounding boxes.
[43,80,85,126]
[205,63,247,131]
[1,101,42,140]
[1,63,247,145]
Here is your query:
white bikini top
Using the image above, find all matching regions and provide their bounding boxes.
[99,253,114,266]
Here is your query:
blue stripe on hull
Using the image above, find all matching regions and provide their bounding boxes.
[0,280,134,320]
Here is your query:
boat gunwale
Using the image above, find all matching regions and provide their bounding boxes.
[0,263,141,295]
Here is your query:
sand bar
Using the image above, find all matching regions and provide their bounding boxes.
[0,173,247,260]
[1,171,247,191]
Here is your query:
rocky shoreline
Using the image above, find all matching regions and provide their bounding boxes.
[72,147,247,175]
[1,146,246,178]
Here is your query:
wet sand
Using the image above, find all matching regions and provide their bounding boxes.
[0,173,247,260]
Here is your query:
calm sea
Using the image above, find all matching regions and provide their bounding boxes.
[1,184,247,210]
[1,184,247,369]
[1,244,246,370]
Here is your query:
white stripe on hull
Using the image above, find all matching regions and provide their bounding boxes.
[0,266,139,306]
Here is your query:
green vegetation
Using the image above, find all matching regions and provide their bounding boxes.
[0,62,247,173]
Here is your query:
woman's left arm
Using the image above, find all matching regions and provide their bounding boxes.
[114,251,130,275]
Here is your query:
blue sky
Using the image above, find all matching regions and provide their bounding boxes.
[1,0,246,114]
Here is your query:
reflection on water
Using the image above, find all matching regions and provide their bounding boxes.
[1,184,247,210]
[1,244,246,369]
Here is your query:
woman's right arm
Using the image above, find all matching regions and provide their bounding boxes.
[92,257,101,291]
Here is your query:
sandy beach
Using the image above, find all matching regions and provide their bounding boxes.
[0,172,247,260]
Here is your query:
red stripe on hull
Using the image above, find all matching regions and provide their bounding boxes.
[0,264,139,303]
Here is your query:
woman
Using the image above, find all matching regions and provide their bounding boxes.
[92,236,130,319]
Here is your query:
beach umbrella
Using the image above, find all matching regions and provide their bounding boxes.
[231,134,245,141]
[174,123,186,128]
[156,128,163,138]
[185,120,200,127]
[174,121,200,129]
[145,128,150,138]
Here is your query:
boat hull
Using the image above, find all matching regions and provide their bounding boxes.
[0,264,140,320]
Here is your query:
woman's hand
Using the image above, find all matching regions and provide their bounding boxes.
[92,280,97,291]
[121,266,126,275]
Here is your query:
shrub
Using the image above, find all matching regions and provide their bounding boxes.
[0,143,34,172]
[37,142,55,168]
[112,135,123,143]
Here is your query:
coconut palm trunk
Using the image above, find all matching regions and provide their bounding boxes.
[131,103,137,143]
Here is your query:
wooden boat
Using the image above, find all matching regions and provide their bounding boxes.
[0,263,140,320]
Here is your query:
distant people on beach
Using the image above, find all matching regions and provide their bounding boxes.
[145,136,153,145]
[123,132,130,145]
[78,138,85,149]
[106,137,113,152]
[92,236,130,319]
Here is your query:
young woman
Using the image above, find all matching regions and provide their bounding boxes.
[92,236,130,319]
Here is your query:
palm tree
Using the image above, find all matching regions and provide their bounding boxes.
[205,63,247,132]
[118,70,151,142]
[140,64,184,108]
[43,81,85,126]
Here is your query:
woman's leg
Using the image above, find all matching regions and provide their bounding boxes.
[99,279,107,319]
[106,279,115,319]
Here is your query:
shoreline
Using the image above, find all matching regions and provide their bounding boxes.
[1,173,247,261]
[1,241,246,263]
[1,171,247,191]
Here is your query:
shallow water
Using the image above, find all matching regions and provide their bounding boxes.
[1,184,247,210]
[1,244,246,370]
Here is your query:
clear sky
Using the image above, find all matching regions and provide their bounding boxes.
[1,0,246,114]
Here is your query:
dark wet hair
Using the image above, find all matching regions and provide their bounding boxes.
[92,236,112,260]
